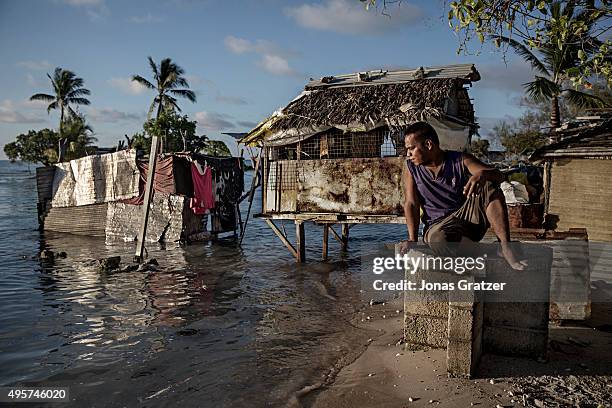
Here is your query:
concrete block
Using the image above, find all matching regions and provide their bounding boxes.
[404,299,448,318]
[403,247,451,349]
[482,326,548,359]
[482,244,551,359]
[404,314,447,348]
[447,301,483,378]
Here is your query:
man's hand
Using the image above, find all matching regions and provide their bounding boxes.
[463,172,485,197]
[398,240,418,255]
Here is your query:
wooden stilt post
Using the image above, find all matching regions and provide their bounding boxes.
[134,135,160,263]
[329,225,342,243]
[341,223,349,251]
[238,151,261,246]
[265,219,297,259]
[296,220,305,263]
[322,224,329,261]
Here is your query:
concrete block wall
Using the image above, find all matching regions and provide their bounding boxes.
[402,244,552,378]
[106,194,202,243]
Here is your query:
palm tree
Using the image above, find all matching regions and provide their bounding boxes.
[494,2,606,130]
[62,114,97,160]
[30,67,91,160]
[131,57,196,120]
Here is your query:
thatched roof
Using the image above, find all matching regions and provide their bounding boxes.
[531,119,612,160]
[240,64,480,147]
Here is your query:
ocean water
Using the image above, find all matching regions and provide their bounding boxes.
[0,160,407,407]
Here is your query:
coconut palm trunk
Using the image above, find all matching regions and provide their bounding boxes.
[58,104,67,161]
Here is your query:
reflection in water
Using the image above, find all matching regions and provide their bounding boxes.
[0,162,407,406]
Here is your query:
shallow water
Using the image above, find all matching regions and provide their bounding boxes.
[0,160,407,407]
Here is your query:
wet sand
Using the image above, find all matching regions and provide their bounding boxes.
[305,293,612,408]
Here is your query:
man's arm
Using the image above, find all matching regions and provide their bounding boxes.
[402,164,420,241]
[462,152,505,196]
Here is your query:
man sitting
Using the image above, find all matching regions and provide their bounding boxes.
[401,121,527,270]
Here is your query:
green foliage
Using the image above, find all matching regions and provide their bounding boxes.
[132,57,197,120]
[131,111,232,156]
[470,137,490,159]
[445,0,612,87]
[3,114,97,165]
[132,111,207,154]
[488,118,546,158]
[3,129,61,166]
[61,114,97,160]
[200,140,231,157]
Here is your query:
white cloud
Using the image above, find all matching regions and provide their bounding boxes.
[195,111,235,131]
[129,13,163,24]
[225,36,252,54]
[285,0,423,35]
[224,35,299,76]
[108,77,149,95]
[258,54,295,76]
[87,108,142,123]
[16,60,52,71]
[0,100,46,124]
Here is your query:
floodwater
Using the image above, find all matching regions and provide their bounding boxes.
[0,160,407,407]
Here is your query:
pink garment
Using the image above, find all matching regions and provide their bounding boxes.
[190,163,215,214]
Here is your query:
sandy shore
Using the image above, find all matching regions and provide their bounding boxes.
[303,284,612,408]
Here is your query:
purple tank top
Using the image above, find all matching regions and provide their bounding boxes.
[406,151,467,227]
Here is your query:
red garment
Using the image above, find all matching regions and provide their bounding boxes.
[190,163,215,214]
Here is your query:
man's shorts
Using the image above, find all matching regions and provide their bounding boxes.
[423,181,500,244]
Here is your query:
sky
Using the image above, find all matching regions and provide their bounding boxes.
[0,0,536,159]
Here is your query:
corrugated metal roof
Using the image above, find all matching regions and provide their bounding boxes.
[531,119,612,160]
[305,64,480,90]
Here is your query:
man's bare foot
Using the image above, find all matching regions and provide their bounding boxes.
[498,243,529,271]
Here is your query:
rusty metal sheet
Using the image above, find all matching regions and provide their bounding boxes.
[296,157,405,215]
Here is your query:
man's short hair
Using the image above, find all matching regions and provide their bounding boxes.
[405,122,439,146]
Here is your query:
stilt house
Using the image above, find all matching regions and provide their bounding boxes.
[240,64,481,261]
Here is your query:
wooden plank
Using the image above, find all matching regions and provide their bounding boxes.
[265,219,297,259]
[322,224,329,261]
[254,212,406,224]
[329,224,342,243]
[134,135,160,262]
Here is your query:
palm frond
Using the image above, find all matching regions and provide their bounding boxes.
[168,76,189,88]
[131,75,155,89]
[492,35,550,76]
[169,89,196,103]
[562,88,608,109]
[67,106,78,118]
[30,93,55,102]
[524,76,560,103]
[67,88,91,98]
[46,101,59,114]
[148,56,159,80]
[67,97,91,106]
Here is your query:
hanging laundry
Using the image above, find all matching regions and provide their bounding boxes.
[190,162,215,214]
